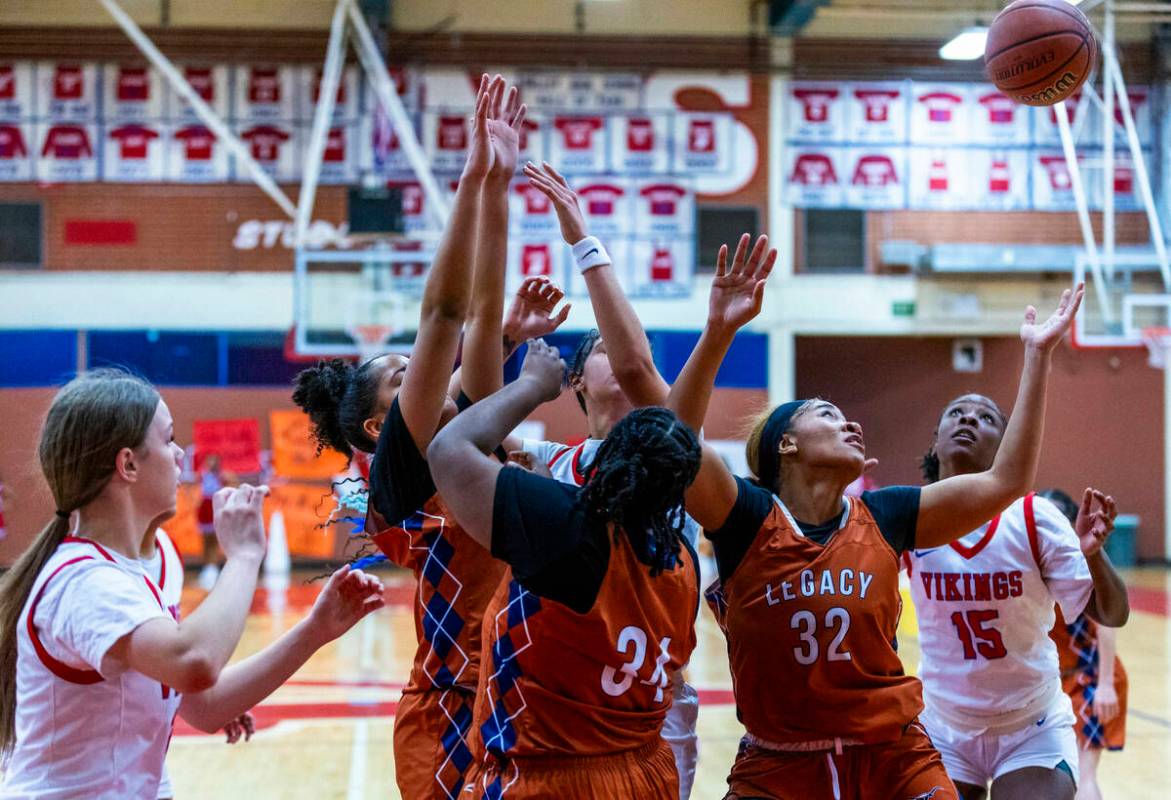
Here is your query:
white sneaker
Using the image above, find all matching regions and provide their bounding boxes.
[198,563,220,591]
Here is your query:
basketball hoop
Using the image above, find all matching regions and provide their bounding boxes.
[1141,326,1171,369]
[347,324,397,363]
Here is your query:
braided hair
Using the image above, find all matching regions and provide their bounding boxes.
[577,407,701,576]
[292,357,385,460]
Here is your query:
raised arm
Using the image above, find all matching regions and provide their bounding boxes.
[428,340,566,548]
[666,234,775,530]
[1075,488,1129,627]
[915,285,1085,548]
[523,161,668,406]
[397,74,494,453]
[460,80,525,401]
[179,565,384,732]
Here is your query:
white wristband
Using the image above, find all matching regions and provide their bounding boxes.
[571,236,611,274]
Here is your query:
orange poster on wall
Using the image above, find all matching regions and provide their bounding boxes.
[269,482,343,560]
[269,409,349,480]
[166,483,204,559]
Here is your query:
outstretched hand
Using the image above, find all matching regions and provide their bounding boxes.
[1075,487,1117,558]
[305,564,385,646]
[463,74,500,180]
[522,161,589,246]
[518,338,566,403]
[504,276,571,346]
[485,81,526,181]
[708,233,777,333]
[1020,282,1084,353]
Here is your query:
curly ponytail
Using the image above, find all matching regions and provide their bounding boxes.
[578,407,701,576]
[292,358,384,459]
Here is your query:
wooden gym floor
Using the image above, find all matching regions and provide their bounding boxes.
[155,566,1171,798]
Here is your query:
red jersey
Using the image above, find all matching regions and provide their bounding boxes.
[184,67,215,102]
[0,65,15,100]
[174,126,216,161]
[248,67,281,104]
[471,532,697,761]
[0,125,27,159]
[241,125,289,161]
[116,66,149,102]
[717,483,922,745]
[41,125,92,159]
[53,65,84,101]
[109,124,159,159]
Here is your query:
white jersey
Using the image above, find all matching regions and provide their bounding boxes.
[2,536,181,800]
[521,437,702,547]
[904,493,1093,735]
[141,530,185,799]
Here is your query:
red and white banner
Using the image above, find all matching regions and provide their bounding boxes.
[36,122,98,181]
[237,122,299,182]
[674,113,730,173]
[303,124,356,184]
[635,181,693,237]
[970,148,1030,210]
[908,148,969,209]
[844,146,905,209]
[847,83,906,143]
[970,87,1028,145]
[166,124,229,182]
[104,63,163,120]
[299,65,359,122]
[784,146,845,207]
[38,62,98,119]
[390,180,429,235]
[423,110,469,172]
[507,239,564,294]
[359,107,412,175]
[516,114,546,170]
[577,179,630,238]
[510,179,559,236]
[0,122,33,181]
[786,82,846,142]
[0,62,34,118]
[169,64,230,120]
[629,239,693,296]
[609,114,668,173]
[104,122,164,182]
[234,64,296,120]
[910,83,969,144]
[1032,150,1084,211]
[550,115,607,173]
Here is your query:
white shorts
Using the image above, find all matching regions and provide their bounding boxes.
[921,695,1079,788]
[661,671,699,800]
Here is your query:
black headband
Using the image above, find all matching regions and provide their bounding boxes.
[756,400,809,491]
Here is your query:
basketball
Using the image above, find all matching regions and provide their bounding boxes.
[984,0,1097,106]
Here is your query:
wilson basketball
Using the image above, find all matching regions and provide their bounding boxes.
[984,0,1097,106]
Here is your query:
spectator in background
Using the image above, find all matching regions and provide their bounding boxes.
[197,454,223,590]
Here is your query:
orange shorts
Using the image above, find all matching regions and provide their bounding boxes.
[460,738,678,800]
[1064,662,1128,751]
[393,687,477,800]
[724,722,958,800]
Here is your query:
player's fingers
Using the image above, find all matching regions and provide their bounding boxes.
[511,102,527,131]
[715,243,728,277]
[542,161,571,188]
[1080,487,1094,517]
[552,303,571,326]
[747,234,769,271]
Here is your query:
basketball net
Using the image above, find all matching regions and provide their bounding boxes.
[1141,326,1171,369]
[348,324,397,363]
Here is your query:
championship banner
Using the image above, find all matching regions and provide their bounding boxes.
[166,123,229,182]
[304,123,357,185]
[423,110,469,172]
[237,122,299,182]
[38,62,98,119]
[269,409,349,481]
[970,85,1029,145]
[846,83,907,143]
[577,178,631,239]
[234,64,296,121]
[550,114,607,173]
[268,483,338,559]
[1031,149,1084,211]
[36,122,98,182]
[0,122,33,181]
[674,113,730,173]
[969,148,1031,210]
[104,122,165,182]
[169,64,230,121]
[784,146,845,208]
[629,238,693,297]
[908,147,970,210]
[910,83,970,144]
[510,178,559,237]
[609,113,668,173]
[635,180,693,237]
[517,114,548,171]
[786,82,846,142]
[192,417,262,474]
[390,180,430,235]
[359,106,413,176]
[0,62,35,118]
[104,63,163,120]
[843,146,906,209]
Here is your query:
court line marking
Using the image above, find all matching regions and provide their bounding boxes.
[347,719,369,800]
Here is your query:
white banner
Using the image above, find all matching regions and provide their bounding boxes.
[0,62,35,118]
[359,106,412,176]
[609,114,668,173]
[0,122,33,181]
[309,124,357,185]
[1031,149,1083,211]
[910,83,969,144]
[234,65,296,121]
[104,63,164,120]
[629,238,693,296]
[970,86,1029,145]
[844,146,906,209]
[969,148,1031,210]
[908,147,969,209]
[236,122,298,182]
[784,146,845,207]
[517,114,548,171]
[674,113,730,173]
[847,83,906,143]
[169,64,230,121]
[577,178,632,239]
[103,122,164,182]
[635,180,693,237]
[35,122,98,181]
[38,62,98,119]
[166,123,229,182]
[423,110,469,172]
[510,179,559,237]
[299,65,359,123]
[787,82,846,142]
[550,114,608,173]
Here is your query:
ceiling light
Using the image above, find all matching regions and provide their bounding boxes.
[940,26,989,61]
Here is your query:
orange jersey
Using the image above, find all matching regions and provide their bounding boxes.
[369,492,506,694]
[721,494,921,745]
[468,529,698,770]
[1050,604,1128,750]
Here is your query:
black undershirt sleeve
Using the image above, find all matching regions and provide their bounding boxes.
[491,466,610,614]
[861,486,922,554]
[367,397,436,528]
[705,476,775,584]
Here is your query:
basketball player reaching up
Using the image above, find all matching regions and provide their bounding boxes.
[1041,488,1129,800]
[668,236,1085,799]
[292,75,564,800]
[906,399,1129,800]
[0,369,384,799]
[428,339,700,799]
[500,159,703,798]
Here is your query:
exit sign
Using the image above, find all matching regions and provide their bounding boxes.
[892,300,916,317]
